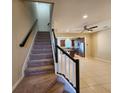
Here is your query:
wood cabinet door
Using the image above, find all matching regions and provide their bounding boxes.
[71,40,74,47]
[60,40,65,47]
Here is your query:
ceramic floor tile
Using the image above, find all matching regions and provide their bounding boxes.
[101,83,111,92]
[90,85,110,93]
[80,87,96,93]
[80,80,89,88]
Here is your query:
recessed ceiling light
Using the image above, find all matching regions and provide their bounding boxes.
[83,14,88,19]
[66,29,69,32]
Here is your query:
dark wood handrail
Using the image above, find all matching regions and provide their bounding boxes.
[19,19,38,47]
[52,29,57,39]
[51,29,58,62]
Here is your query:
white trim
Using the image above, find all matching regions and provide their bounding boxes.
[12,75,24,91]
[57,74,76,93]
[94,57,111,63]
[22,26,38,77]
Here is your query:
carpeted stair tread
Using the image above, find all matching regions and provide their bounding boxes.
[31,49,52,54]
[35,39,50,42]
[25,65,54,76]
[30,53,52,56]
[31,48,52,51]
[32,45,52,49]
[30,53,53,60]
[13,74,57,93]
[25,69,54,76]
[28,59,54,67]
[34,41,51,45]
[29,58,54,63]
[26,65,54,71]
[47,82,64,93]
[35,37,50,39]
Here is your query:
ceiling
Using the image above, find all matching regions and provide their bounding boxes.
[53,0,111,33]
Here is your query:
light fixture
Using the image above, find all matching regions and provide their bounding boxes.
[83,14,88,19]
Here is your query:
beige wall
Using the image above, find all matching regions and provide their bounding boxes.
[91,30,111,61]
[13,0,37,86]
[56,33,92,58]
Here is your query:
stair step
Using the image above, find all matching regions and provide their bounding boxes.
[30,53,53,60]
[35,39,50,42]
[37,32,50,34]
[35,38,50,40]
[25,69,54,76]
[37,32,50,35]
[36,36,50,38]
[34,42,51,45]
[13,74,57,93]
[28,59,54,67]
[47,82,64,93]
[37,33,50,36]
[36,34,50,37]
[26,65,54,71]
[25,65,54,76]
[33,45,52,49]
[35,35,50,38]
[31,49,52,54]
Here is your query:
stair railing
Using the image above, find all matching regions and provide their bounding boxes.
[51,29,80,93]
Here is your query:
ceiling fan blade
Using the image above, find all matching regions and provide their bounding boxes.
[89,26,98,29]
[84,25,87,30]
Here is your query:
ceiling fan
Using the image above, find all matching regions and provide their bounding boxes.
[83,25,98,32]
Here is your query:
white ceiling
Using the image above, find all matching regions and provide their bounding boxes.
[53,0,111,33]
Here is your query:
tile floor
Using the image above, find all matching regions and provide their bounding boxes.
[77,56,111,93]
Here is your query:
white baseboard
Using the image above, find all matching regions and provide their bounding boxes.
[12,75,24,91]
[94,57,111,63]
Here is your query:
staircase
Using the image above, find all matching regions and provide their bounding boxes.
[13,32,67,93]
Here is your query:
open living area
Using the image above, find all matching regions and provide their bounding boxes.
[12,0,111,93]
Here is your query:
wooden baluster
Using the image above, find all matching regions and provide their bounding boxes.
[76,59,80,93]
[59,50,62,73]
[72,61,75,86]
[68,58,71,81]
[64,55,67,77]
